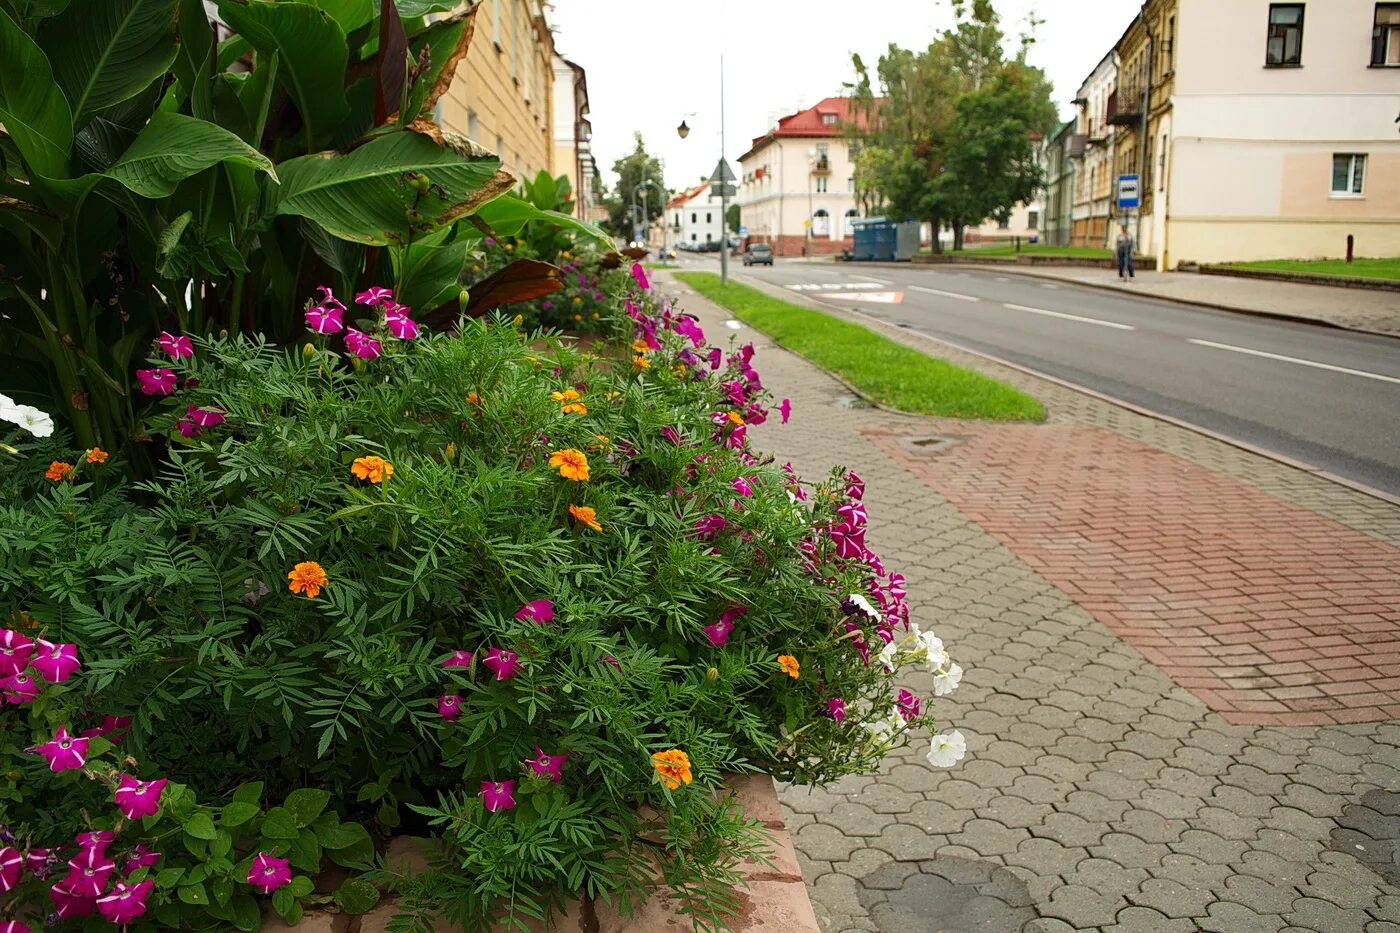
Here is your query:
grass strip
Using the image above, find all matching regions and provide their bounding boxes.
[676,272,1045,422]
[1220,258,1400,283]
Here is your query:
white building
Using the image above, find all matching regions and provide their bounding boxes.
[1071,49,1118,249]
[551,55,602,222]
[737,97,870,256]
[666,183,726,250]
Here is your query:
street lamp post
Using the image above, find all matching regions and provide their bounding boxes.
[633,179,663,247]
[676,56,731,286]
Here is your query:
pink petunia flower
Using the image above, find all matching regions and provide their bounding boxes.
[825,698,847,722]
[1,671,39,704]
[524,746,567,783]
[114,775,168,820]
[661,426,682,446]
[482,648,523,681]
[26,849,52,875]
[383,307,420,340]
[97,879,155,924]
[837,502,868,527]
[136,368,178,396]
[0,847,21,892]
[731,477,754,497]
[124,845,161,874]
[315,286,346,312]
[34,726,88,772]
[177,418,202,438]
[49,878,97,918]
[355,287,394,306]
[437,694,464,722]
[247,853,291,893]
[31,639,80,682]
[630,263,650,291]
[186,405,225,429]
[600,655,621,671]
[514,600,555,624]
[64,847,115,897]
[896,689,921,722]
[845,471,865,500]
[706,347,723,370]
[441,650,473,668]
[780,398,791,424]
[344,327,383,360]
[304,304,344,334]
[0,920,30,933]
[703,618,734,647]
[81,715,132,742]
[74,832,114,854]
[0,630,33,676]
[480,780,517,812]
[829,522,867,561]
[694,514,727,540]
[157,331,194,359]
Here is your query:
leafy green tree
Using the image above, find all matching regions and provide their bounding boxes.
[726,202,741,231]
[604,132,666,235]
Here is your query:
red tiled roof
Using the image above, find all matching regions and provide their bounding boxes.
[739,96,881,161]
[666,183,709,209]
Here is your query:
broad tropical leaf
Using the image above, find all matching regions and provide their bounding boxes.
[313,0,373,33]
[273,130,507,246]
[0,8,73,178]
[214,0,350,145]
[474,194,609,248]
[399,4,476,121]
[173,0,214,119]
[39,0,179,130]
[104,111,276,197]
[393,0,456,16]
[393,226,468,311]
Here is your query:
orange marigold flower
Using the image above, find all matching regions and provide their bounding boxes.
[45,461,73,482]
[651,749,693,790]
[777,655,801,679]
[561,402,588,416]
[288,561,328,599]
[632,356,651,370]
[551,389,581,402]
[573,314,583,321]
[467,392,483,406]
[727,411,745,427]
[350,455,394,484]
[549,448,590,481]
[631,340,652,355]
[569,504,602,532]
[85,448,109,464]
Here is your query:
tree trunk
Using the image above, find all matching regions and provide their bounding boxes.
[952,222,965,252]
[929,216,942,254]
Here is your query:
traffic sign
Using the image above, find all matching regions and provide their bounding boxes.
[738,225,749,236]
[710,182,737,198]
[1117,174,1140,209]
[710,159,737,184]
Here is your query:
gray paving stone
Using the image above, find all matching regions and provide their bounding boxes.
[872,824,946,862]
[978,795,1055,829]
[1128,877,1216,918]
[1101,905,1199,932]
[1039,883,1125,928]
[1198,900,1289,933]
[1220,874,1301,914]
[796,822,863,862]
[1150,853,1234,892]
[824,802,889,838]
[1171,829,1250,866]
[1035,811,1108,849]
[1298,868,1383,911]
[1286,895,1372,933]
[960,818,1031,858]
[1068,857,1150,898]
[867,871,1037,933]
[1093,832,1167,870]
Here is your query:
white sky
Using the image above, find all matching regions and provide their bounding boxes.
[548,0,1136,192]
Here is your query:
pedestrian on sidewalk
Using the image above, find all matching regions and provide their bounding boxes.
[1116,225,1135,280]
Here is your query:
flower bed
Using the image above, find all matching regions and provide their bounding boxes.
[0,266,963,932]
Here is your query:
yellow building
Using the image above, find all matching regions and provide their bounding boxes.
[1109,0,1176,259]
[437,0,555,184]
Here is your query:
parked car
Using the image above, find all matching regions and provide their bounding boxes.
[742,244,774,266]
[657,246,676,260]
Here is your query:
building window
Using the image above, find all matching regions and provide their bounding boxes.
[691,212,697,224]
[848,176,855,192]
[1165,16,1175,73]
[847,142,861,159]
[691,233,697,242]
[1331,153,1366,196]
[997,215,1011,230]
[1374,4,1400,65]
[815,177,828,193]
[492,0,501,48]
[706,212,712,223]
[1027,210,1039,230]
[511,1,520,80]
[821,113,837,125]
[1266,4,1304,66]
[815,143,829,159]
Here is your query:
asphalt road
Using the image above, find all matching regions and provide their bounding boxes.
[669,254,1400,498]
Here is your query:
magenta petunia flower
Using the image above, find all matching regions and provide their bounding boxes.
[34,726,88,772]
[64,847,115,897]
[780,398,791,424]
[672,315,704,347]
[186,405,225,429]
[482,648,523,681]
[837,502,868,527]
[157,331,194,359]
[887,573,907,601]
[896,689,921,722]
[441,650,473,668]
[114,775,168,820]
[49,878,97,918]
[661,426,682,446]
[845,471,865,500]
[81,715,131,742]
[136,368,178,396]
[707,347,723,370]
[630,262,650,291]
[0,919,30,933]
[703,618,734,647]
[74,832,114,853]
[694,514,727,540]
[248,852,291,893]
[725,424,747,450]
[0,630,33,676]
[524,746,567,783]
[177,418,201,438]
[304,304,344,334]
[0,846,21,891]
[829,522,867,560]
[383,307,420,340]
[437,694,463,721]
[480,780,517,812]
[355,287,394,306]
[315,286,346,312]
[731,477,754,497]
[600,655,621,671]
[97,879,155,924]
[826,698,847,722]
[31,639,80,682]
[344,327,383,360]
[26,849,52,875]
[2,671,39,704]
[514,600,555,624]
[124,845,160,874]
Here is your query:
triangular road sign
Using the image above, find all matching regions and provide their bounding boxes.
[710,159,737,184]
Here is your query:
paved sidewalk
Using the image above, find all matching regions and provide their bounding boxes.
[661,271,1400,932]
[971,266,1400,337]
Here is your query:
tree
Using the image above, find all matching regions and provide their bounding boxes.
[604,132,667,235]
[850,0,1055,251]
[726,202,741,231]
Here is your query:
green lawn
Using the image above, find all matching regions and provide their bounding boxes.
[645,262,680,270]
[1220,258,1400,283]
[916,244,1113,259]
[676,273,1045,422]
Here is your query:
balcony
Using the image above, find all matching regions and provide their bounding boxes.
[1106,89,1142,126]
[810,157,831,175]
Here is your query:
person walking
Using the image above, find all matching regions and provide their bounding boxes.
[1115,225,1135,280]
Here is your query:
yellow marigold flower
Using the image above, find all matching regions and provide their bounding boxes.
[606,391,621,401]
[350,455,394,484]
[288,561,328,599]
[85,448,109,464]
[631,340,652,355]
[651,749,693,790]
[549,448,591,481]
[777,655,800,679]
[568,504,602,532]
[727,411,745,427]
[562,250,572,259]
[504,243,514,251]
[444,442,457,461]
[44,461,73,482]
[551,389,581,402]
[676,364,688,377]
[561,402,588,416]
[571,296,583,305]
[632,355,651,370]
[591,312,601,320]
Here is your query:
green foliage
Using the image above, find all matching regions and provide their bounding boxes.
[604,132,667,236]
[677,272,1045,421]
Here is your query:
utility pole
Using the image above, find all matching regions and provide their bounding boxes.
[719,55,729,286]
[1137,9,1154,252]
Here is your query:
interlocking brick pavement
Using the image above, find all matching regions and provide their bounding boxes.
[662,269,1400,933]
[863,422,1400,727]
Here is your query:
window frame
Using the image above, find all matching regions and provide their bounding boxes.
[1330,153,1366,198]
[1373,3,1400,65]
[1265,3,1305,67]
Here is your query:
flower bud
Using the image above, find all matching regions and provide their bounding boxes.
[303,342,317,358]
[706,667,719,682]
[458,288,470,310]
[445,442,457,461]
[513,314,524,328]
[409,172,432,193]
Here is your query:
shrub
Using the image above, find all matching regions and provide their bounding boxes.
[0,267,963,931]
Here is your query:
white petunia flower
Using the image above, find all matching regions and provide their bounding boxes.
[876,639,898,672]
[0,398,55,438]
[846,593,880,620]
[933,662,963,697]
[861,706,904,745]
[926,730,967,768]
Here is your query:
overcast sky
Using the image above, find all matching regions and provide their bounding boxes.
[549,0,1135,192]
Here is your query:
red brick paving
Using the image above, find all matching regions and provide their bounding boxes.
[868,424,1400,726]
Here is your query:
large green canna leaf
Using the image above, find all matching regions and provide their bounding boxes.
[0,8,73,178]
[272,130,508,246]
[309,0,373,34]
[214,0,349,146]
[173,0,214,119]
[393,225,467,311]
[393,0,456,16]
[104,111,276,197]
[474,194,609,248]
[39,0,179,130]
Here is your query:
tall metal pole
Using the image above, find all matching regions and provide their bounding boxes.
[719,55,729,287]
[1137,10,1154,253]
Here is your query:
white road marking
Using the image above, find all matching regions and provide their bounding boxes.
[995,276,1009,282]
[1187,339,1400,385]
[723,320,744,330]
[853,274,892,284]
[1003,303,1136,331]
[911,285,981,302]
[1041,283,1060,289]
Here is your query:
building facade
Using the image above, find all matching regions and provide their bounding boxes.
[551,55,603,222]
[666,184,726,250]
[1040,120,1079,247]
[1071,50,1118,249]
[737,98,871,256]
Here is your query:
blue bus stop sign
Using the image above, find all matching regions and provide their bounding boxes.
[1117,174,1140,210]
